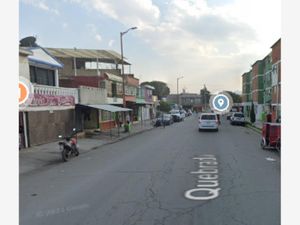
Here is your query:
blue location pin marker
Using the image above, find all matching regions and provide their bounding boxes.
[210,93,232,113]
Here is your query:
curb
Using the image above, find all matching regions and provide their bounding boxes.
[20,126,155,175]
[81,126,155,153]
[246,123,261,134]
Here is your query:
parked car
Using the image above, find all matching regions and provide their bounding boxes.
[226,112,232,120]
[153,113,173,126]
[198,113,219,132]
[171,114,181,122]
[230,112,246,126]
[162,114,173,125]
[179,110,186,120]
[170,110,183,122]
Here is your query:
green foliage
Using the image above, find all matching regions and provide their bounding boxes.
[158,101,171,113]
[200,85,211,105]
[250,102,256,123]
[140,81,170,100]
[225,91,242,103]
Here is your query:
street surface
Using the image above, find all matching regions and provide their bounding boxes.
[20,115,280,225]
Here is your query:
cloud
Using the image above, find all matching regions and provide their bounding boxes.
[108,39,115,47]
[86,24,98,33]
[95,34,102,42]
[53,0,280,93]
[69,0,160,29]
[21,0,60,15]
[86,24,102,43]
[62,22,68,29]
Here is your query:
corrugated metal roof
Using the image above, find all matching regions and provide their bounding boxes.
[105,73,123,82]
[45,48,130,65]
[19,47,33,56]
[25,47,63,68]
[79,104,132,112]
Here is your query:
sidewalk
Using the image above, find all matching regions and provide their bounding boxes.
[19,120,154,175]
[245,119,263,133]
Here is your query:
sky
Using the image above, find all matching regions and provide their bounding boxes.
[19,0,281,94]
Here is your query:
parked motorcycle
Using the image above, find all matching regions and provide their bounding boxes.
[58,128,79,162]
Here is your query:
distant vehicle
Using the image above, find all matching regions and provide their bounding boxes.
[170,110,183,122]
[230,112,246,126]
[226,112,233,120]
[162,114,173,125]
[198,113,219,132]
[154,113,173,127]
[171,114,181,122]
[179,110,186,120]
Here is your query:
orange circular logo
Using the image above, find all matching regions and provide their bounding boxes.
[19,81,29,104]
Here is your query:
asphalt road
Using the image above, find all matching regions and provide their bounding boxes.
[20,115,280,225]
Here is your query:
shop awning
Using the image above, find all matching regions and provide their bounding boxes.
[77,104,132,112]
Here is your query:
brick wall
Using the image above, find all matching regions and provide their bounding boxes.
[271,39,281,64]
[251,62,260,102]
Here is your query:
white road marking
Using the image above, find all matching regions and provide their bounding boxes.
[185,155,221,201]
[266,157,276,162]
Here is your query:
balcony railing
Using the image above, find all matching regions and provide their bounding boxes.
[33,84,79,104]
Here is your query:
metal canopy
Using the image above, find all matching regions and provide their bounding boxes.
[45,48,131,65]
[78,104,132,112]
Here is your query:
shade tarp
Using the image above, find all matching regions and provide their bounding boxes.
[78,104,132,112]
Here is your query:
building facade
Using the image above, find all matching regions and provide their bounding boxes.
[271,39,281,121]
[251,60,265,120]
[166,93,201,110]
[241,38,281,122]
[19,46,78,148]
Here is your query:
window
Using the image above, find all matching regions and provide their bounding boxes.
[29,66,55,86]
[201,115,216,120]
[111,83,117,97]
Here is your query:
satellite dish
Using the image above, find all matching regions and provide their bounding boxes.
[20,36,38,47]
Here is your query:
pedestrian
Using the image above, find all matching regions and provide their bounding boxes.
[266,113,272,123]
[126,113,130,123]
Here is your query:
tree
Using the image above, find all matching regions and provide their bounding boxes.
[200,85,211,110]
[158,101,171,113]
[140,81,170,100]
[225,91,242,103]
[250,102,256,123]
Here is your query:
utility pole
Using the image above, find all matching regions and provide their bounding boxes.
[177,76,184,107]
[120,27,137,108]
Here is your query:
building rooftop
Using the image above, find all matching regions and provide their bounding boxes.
[45,48,131,65]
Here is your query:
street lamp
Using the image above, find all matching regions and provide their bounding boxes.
[177,76,184,106]
[120,26,137,108]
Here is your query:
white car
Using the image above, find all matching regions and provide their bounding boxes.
[230,112,246,126]
[198,113,219,131]
[170,110,183,121]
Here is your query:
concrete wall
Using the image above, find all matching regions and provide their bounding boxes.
[27,109,75,146]
[79,86,107,105]
[19,54,30,80]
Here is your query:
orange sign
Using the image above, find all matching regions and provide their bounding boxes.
[19,81,29,104]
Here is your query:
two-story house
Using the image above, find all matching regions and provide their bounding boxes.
[19,40,78,148]
[46,48,132,131]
